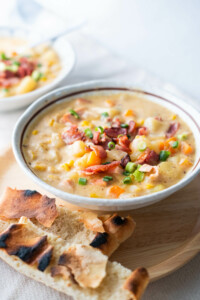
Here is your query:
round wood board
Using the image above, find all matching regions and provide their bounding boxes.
[0,148,200,281]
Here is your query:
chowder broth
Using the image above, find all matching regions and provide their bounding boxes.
[23,93,196,199]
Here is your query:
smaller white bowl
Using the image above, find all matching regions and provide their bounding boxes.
[0,27,75,111]
[12,81,200,211]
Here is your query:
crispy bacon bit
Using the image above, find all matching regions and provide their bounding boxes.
[128,120,136,134]
[111,118,121,128]
[0,77,20,88]
[62,125,85,145]
[166,122,180,138]
[120,154,131,168]
[0,70,14,79]
[93,131,101,144]
[116,136,131,153]
[0,223,53,271]
[90,145,107,159]
[82,161,120,175]
[104,127,127,138]
[137,126,148,136]
[137,148,159,165]
[92,132,111,150]
[0,188,58,227]
[17,60,35,78]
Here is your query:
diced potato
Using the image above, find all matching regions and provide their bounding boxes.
[32,162,46,171]
[16,76,37,94]
[68,140,87,157]
[130,136,151,153]
[144,117,169,135]
[46,149,60,163]
[158,161,182,183]
[107,149,127,161]
[109,108,120,118]
[74,151,101,169]
[51,133,65,148]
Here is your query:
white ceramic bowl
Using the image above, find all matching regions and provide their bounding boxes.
[0,27,75,111]
[12,80,200,211]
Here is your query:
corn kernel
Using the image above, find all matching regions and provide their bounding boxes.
[171,114,177,120]
[33,163,46,171]
[81,120,90,127]
[146,183,154,189]
[105,99,115,107]
[90,193,98,198]
[136,119,144,126]
[41,76,47,81]
[48,166,59,173]
[47,174,59,181]
[49,119,54,126]
[32,130,38,135]
[124,109,134,117]
[61,163,70,171]
[68,160,74,167]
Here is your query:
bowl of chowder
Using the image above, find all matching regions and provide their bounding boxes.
[0,28,75,110]
[12,81,200,211]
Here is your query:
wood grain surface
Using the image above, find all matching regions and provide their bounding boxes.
[0,148,200,281]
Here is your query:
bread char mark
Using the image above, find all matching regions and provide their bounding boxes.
[89,232,108,248]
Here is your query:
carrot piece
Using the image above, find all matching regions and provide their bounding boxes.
[159,141,165,150]
[181,142,193,155]
[124,109,134,117]
[108,185,125,198]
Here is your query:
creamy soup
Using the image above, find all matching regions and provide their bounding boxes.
[0,37,61,98]
[23,93,196,199]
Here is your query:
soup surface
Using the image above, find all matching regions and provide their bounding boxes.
[0,37,61,98]
[23,93,196,199]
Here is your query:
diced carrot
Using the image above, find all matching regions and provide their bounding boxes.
[87,151,101,166]
[12,51,17,56]
[179,158,193,168]
[124,109,134,117]
[108,185,125,198]
[159,141,165,150]
[181,142,193,155]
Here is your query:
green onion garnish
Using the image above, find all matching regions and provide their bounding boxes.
[108,141,115,149]
[37,63,42,68]
[0,53,7,60]
[178,133,188,141]
[78,178,87,185]
[172,141,179,148]
[69,109,80,119]
[13,61,20,66]
[125,162,137,173]
[121,124,129,128]
[123,171,130,176]
[102,162,111,165]
[133,169,144,182]
[137,141,147,151]
[159,150,170,161]
[84,128,93,139]
[32,70,43,81]
[2,88,9,93]
[101,112,109,118]
[103,176,113,182]
[123,176,132,184]
[95,126,104,133]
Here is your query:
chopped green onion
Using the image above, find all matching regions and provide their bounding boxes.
[2,88,9,93]
[102,162,111,165]
[178,133,188,141]
[103,176,113,182]
[13,61,20,66]
[133,169,144,182]
[0,53,7,60]
[125,162,137,173]
[6,64,19,72]
[101,112,109,118]
[123,171,130,176]
[127,134,131,139]
[123,176,132,184]
[69,109,80,119]
[137,141,147,151]
[78,178,87,185]
[117,134,124,138]
[95,126,104,133]
[37,63,42,68]
[172,141,179,148]
[108,141,115,149]
[159,150,170,161]
[32,70,43,81]
[121,124,129,128]
[84,128,93,139]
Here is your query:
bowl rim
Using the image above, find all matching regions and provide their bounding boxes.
[12,80,200,209]
[0,26,76,106]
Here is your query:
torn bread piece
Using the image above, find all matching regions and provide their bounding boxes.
[0,187,58,227]
[0,188,135,258]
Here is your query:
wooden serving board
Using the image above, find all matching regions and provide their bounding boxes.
[0,148,200,281]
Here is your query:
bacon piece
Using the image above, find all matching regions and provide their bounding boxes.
[62,125,85,145]
[17,57,35,78]
[82,161,120,175]
[111,118,121,128]
[137,148,159,165]
[92,132,111,150]
[104,127,127,138]
[120,154,131,168]
[93,131,101,144]
[166,122,180,138]
[139,164,153,172]
[0,77,20,87]
[137,126,148,136]
[0,188,58,227]
[0,70,15,79]
[128,120,136,134]
[90,145,107,159]
[116,136,131,153]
